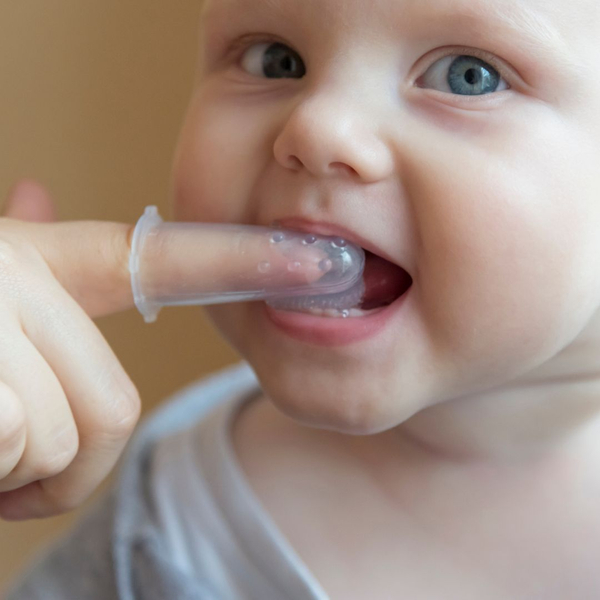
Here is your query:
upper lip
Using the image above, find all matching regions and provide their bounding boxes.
[274,216,407,271]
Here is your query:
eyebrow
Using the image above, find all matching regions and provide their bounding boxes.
[413,0,580,74]
[431,0,568,54]
[201,0,576,72]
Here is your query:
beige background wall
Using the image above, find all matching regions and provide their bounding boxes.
[0,1,239,591]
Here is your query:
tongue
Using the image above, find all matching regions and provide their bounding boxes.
[360,252,412,310]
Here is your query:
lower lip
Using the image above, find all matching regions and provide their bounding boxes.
[263,288,411,347]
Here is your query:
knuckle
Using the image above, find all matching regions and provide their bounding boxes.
[0,394,26,455]
[30,431,79,480]
[0,238,21,273]
[29,454,71,481]
[89,367,141,442]
[104,381,141,437]
[39,479,89,516]
[0,235,39,301]
[0,236,34,279]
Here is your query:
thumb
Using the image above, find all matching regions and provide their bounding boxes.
[3,179,58,223]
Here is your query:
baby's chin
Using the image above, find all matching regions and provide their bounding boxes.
[252,362,422,435]
[204,304,429,433]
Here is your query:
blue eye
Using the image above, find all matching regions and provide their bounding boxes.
[241,42,306,79]
[418,55,509,96]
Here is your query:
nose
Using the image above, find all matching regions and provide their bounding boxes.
[273,91,395,183]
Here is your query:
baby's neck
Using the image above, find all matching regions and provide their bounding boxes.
[377,310,600,465]
[236,385,600,499]
[233,393,600,599]
[393,379,600,466]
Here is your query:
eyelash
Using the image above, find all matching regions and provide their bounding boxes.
[225,34,289,63]
[424,46,508,80]
[225,35,512,92]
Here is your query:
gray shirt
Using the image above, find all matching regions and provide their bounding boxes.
[5,362,328,600]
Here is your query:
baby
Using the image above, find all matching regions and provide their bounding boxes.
[3,0,600,597]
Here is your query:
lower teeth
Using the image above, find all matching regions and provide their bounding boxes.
[291,306,369,318]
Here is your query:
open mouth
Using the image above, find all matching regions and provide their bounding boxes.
[268,249,413,318]
[359,250,413,310]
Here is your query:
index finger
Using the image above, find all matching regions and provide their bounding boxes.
[25,219,136,319]
[21,208,364,321]
[128,207,365,322]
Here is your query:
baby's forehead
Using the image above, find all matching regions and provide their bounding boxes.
[200,0,596,43]
[200,0,592,19]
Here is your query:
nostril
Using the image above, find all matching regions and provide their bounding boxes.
[329,162,358,176]
[287,155,303,170]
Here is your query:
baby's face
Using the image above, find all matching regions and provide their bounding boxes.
[171,0,600,433]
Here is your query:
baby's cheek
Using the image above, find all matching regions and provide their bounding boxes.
[204,304,247,353]
[171,91,268,223]
[420,155,600,387]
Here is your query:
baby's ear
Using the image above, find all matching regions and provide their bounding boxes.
[3,179,58,223]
